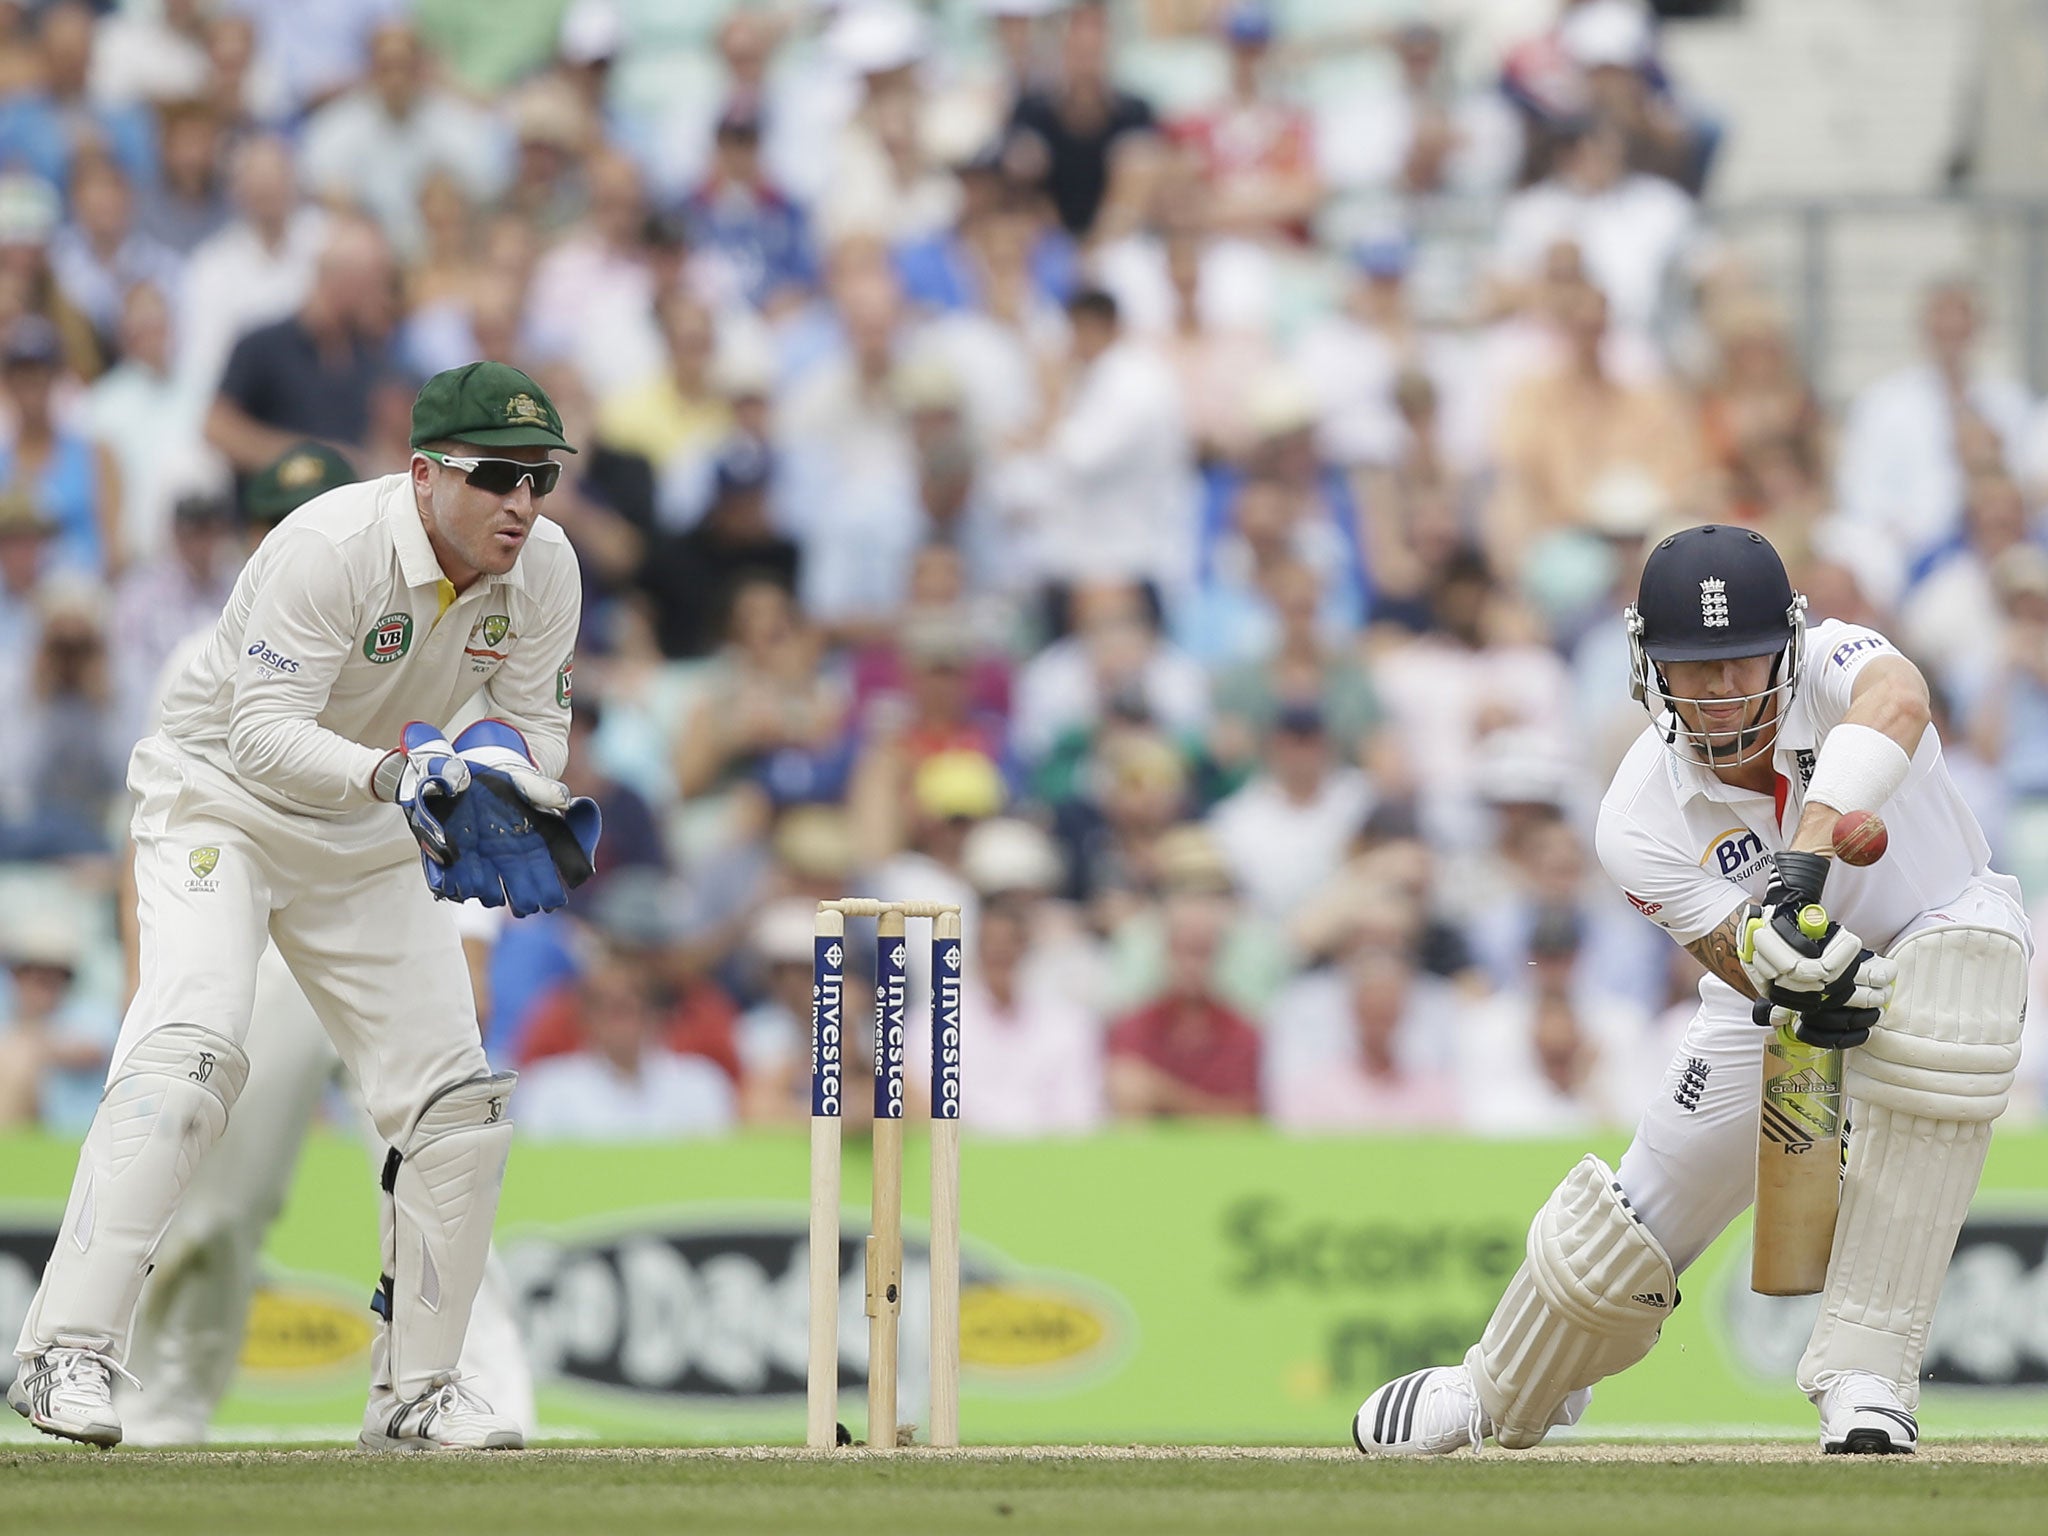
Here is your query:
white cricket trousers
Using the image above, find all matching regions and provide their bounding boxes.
[115,737,488,1143]
[1616,879,2031,1273]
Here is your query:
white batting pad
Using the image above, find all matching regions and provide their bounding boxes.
[16,1024,249,1363]
[1469,1154,1676,1448]
[377,1072,516,1395]
[1801,924,2026,1407]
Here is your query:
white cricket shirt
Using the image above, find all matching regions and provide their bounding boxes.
[1595,618,2018,958]
[154,471,582,823]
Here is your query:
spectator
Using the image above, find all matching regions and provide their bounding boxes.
[562,701,668,898]
[1169,4,1318,242]
[818,4,959,247]
[0,170,99,381]
[1962,545,2048,896]
[89,0,212,109]
[50,155,181,356]
[174,134,328,408]
[204,217,395,473]
[516,945,739,1141]
[1012,287,1192,591]
[1207,702,1373,925]
[867,747,1007,911]
[595,286,731,528]
[0,316,120,576]
[0,493,54,701]
[1006,0,1156,239]
[1492,117,1695,339]
[1839,277,2033,572]
[0,912,112,1132]
[1263,894,1464,1131]
[1106,888,1260,1120]
[1487,280,1702,574]
[1319,20,1521,199]
[108,493,238,743]
[501,74,598,238]
[1052,723,1189,925]
[909,818,1106,1134]
[1459,906,1658,1135]
[525,148,664,402]
[1696,292,1825,518]
[638,436,798,660]
[683,101,816,317]
[0,0,156,193]
[1013,578,1209,768]
[1904,471,2035,700]
[731,897,828,1124]
[3,579,124,858]
[135,98,230,256]
[296,20,505,257]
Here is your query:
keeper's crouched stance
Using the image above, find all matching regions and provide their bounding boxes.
[1353,527,2027,1458]
[8,364,598,1450]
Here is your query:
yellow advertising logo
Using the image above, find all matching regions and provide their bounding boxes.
[238,1285,375,1374]
[959,1282,1112,1372]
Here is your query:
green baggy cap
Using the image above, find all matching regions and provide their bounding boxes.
[409,360,576,452]
[245,442,358,525]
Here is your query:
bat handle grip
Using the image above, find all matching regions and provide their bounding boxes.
[1796,904,1829,941]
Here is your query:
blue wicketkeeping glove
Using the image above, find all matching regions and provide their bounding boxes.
[442,720,602,916]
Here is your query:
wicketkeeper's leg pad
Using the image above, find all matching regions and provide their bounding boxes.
[16,1024,250,1362]
[1800,924,2026,1408]
[374,1071,516,1396]
[1469,1154,1677,1449]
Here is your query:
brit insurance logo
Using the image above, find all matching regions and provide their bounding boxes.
[363,611,414,664]
[1700,825,1771,883]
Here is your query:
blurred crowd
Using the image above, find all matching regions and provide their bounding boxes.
[6,0,2048,1143]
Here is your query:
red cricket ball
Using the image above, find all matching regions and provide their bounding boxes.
[1832,809,1889,867]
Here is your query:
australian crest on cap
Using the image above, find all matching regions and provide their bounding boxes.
[504,392,547,427]
[278,452,322,488]
[1699,576,1729,628]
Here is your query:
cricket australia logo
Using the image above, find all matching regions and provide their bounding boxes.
[363,611,414,664]
[504,392,548,427]
[1699,577,1729,628]
[186,846,220,892]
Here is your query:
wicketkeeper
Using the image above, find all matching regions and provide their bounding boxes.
[1352,526,2028,1456]
[9,363,600,1450]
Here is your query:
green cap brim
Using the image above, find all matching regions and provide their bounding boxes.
[438,424,578,453]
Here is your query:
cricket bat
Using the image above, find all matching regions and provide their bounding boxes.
[1751,904,1846,1296]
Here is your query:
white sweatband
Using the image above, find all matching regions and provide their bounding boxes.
[1803,722,1911,816]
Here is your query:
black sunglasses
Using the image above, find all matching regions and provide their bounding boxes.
[420,450,562,497]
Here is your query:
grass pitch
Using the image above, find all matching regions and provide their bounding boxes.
[8,1443,2047,1536]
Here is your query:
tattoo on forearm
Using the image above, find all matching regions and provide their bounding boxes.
[1684,907,1759,999]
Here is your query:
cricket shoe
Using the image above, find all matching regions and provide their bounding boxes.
[359,1375,524,1452]
[1817,1371,1918,1455]
[1353,1366,1490,1456]
[8,1346,135,1447]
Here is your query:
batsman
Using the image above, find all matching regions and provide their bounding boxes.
[1355,525,2027,1457]
[8,362,599,1451]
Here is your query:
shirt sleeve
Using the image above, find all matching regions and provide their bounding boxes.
[1801,622,1900,736]
[215,327,270,415]
[224,530,390,809]
[1594,805,1747,946]
[482,536,583,779]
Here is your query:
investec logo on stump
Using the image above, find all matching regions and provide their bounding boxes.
[933,940,963,1120]
[877,942,908,1119]
[811,937,843,1117]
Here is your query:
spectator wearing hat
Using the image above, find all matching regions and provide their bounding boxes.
[49,154,182,359]
[0,1,156,194]
[868,746,1007,918]
[595,286,735,525]
[204,215,397,474]
[1102,821,1293,1020]
[731,897,836,1124]
[816,1,963,248]
[501,74,600,237]
[1167,4,1318,244]
[0,911,114,1132]
[1206,700,1372,925]
[516,941,739,1141]
[1052,723,1190,928]
[1106,887,1261,1121]
[1263,893,1464,1131]
[298,21,507,259]
[1006,0,1157,239]
[89,0,213,109]
[0,315,120,575]
[2,579,123,859]
[904,815,1107,1134]
[682,100,817,317]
